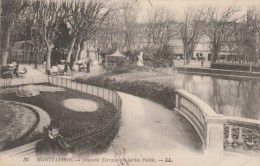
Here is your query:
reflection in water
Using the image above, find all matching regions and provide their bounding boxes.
[181,75,260,120]
[149,74,260,120]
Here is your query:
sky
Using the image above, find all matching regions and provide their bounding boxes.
[128,0,260,20]
[139,0,260,9]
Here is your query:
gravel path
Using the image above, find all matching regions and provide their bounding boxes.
[91,92,260,166]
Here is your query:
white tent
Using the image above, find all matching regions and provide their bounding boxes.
[107,49,125,57]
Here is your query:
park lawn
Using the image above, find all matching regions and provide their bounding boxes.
[110,70,171,81]
[0,101,38,151]
[0,84,118,139]
[0,104,15,127]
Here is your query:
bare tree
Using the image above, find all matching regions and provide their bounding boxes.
[180,7,206,65]
[32,0,62,72]
[226,8,259,63]
[120,1,139,52]
[95,0,140,55]
[145,7,175,49]
[241,8,259,63]
[135,0,153,7]
[25,5,44,69]
[96,5,121,52]
[62,0,108,74]
[225,21,238,62]
[1,0,30,66]
[204,6,240,62]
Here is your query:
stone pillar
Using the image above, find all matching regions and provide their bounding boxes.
[205,120,224,152]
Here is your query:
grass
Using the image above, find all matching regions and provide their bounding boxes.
[0,104,14,127]
[0,101,39,151]
[111,71,171,81]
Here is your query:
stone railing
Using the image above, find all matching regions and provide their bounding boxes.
[175,89,260,154]
[175,89,224,152]
[223,117,260,154]
[1,76,122,158]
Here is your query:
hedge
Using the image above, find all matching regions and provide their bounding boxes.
[75,76,176,110]
[210,62,260,72]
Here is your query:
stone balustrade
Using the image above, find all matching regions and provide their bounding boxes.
[175,89,260,154]
[223,117,260,153]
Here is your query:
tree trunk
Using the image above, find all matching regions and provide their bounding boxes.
[34,53,38,69]
[34,43,39,69]
[2,30,11,66]
[74,41,81,64]
[65,37,77,75]
[183,46,188,65]
[212,50,219,62]
[2,50,9,66]
[46,44,53,72]
[66,37,77,63]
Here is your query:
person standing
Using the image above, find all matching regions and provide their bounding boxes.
[97,46,100,61]
[201,56,205,67]
[86,58,91,73]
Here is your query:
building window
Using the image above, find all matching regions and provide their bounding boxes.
[208,53,212,61]
[220,54,225,60]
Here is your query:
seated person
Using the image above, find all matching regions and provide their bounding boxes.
[50,66,58,74]
[18,67,27,75]
[36,124,73,157]
[8,61,17,69]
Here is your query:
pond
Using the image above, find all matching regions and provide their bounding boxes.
[148,73,260,120]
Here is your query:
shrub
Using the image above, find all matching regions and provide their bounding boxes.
[141,45,174,68]
[109,60,155,75]
[76,76,176,109]
[210,62,260,72]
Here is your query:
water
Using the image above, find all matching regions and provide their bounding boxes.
[149,74,260,120]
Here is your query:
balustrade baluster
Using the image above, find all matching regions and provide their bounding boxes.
[246,129,254,147]
[227,125,234,144]
[81,83,83,92]
[237,127,244,144]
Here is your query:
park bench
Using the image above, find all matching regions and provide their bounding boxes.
[1,140,40,159]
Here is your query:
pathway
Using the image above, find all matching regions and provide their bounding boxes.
[0,63,105,87]
[91,92,260,166]
[36,63,105,80]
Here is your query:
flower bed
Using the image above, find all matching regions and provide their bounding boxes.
[0,84,118,153]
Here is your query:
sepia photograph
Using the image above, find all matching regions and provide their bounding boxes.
[0,0,260,165]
